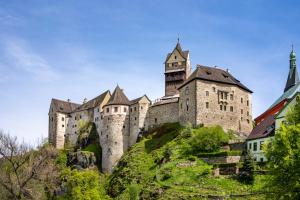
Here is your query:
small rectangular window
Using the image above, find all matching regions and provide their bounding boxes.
[249,143,252,150]
[124,107,127,112]
[253,142,257,151]
[241,98,243,103]
[220,105,223,110]
[247,100,249,106]
[224,105,227,111]
[186,99,189,111]
[206,91,209,96]
[230,94,233,100]
[230,106,233,112]
[206,102,209,109]
[114,107,118,112]
[134,107,137,111]
[155,118,157,123]
[62,117,64,121]
[130,108,132,112]
[241,109,243,114]
[106,107,109,113]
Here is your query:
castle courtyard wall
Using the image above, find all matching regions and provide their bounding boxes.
[147,101,179,129]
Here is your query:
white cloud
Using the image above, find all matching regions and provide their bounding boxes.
[3,38,59,81]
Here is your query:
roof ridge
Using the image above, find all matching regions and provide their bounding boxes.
[107,86,130,106]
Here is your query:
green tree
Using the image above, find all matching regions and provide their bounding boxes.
[187,125,229,153]
[238,151,255,184]
[265,95,300,199]
[57,169,109,200]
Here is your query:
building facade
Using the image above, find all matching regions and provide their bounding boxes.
[49,41,253,172]
[247,48,300,162]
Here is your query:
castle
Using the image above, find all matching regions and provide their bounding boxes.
[48,41,253,172]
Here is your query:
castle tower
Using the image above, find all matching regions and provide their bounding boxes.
[99,85,130,173]
[284,46,299,92]
[164,40,191,96]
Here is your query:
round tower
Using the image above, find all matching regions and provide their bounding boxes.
[99,86,130,173]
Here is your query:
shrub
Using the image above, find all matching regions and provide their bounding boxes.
[128,184,141,200]
[57,168,108,200]
[55,150,68,169]
[187,125,229,154]
[238,151,254,184]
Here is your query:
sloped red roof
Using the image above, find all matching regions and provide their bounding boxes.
[247,115,275,140]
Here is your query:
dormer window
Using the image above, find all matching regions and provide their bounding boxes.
[175,56,177,59]
[206,71,212,75]
[222,73,229,78]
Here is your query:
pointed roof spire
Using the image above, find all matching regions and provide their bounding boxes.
[106,85,130,106]
[284,46,299,92]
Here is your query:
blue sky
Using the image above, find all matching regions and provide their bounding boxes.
[0,0,299,144]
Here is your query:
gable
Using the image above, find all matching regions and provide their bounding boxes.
[166,49,186,64]
[276,93,299,119]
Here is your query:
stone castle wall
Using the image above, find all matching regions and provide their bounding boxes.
[99,105,130,173]
[129,98,150,146]
[147,101,179,129]
[179,79,252,134]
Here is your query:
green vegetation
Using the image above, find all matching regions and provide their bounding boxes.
[107,123,266,199]
[238,151,255,184]
[265,95,300,199]
[57,168,110,200]
[2,120,282,199]
[184,125,229,154]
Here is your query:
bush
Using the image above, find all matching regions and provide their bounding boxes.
[238,151,254,184]
[128,184,141,200]
[57,168,109,200]
[186,125,229,154]
[55,150,68,169]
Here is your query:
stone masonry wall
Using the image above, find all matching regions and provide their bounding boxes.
[195,80,252,134]
[147,102,179,129]
[178,80,197,126]
[129,98,150,146]
[99,105,129,173]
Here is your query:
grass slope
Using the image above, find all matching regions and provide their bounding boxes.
[107,123,267,199]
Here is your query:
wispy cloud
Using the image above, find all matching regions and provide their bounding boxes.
[3,38,59,81]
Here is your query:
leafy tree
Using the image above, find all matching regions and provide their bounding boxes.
[0,131,59,200]
[265,95,300,199]
[238,151,255,184]
[57,169,109,200]
[187,125,229,153]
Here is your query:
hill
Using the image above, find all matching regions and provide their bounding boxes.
[106,123,266,199]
